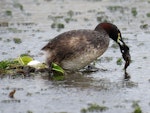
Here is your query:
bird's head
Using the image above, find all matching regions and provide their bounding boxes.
[95,22,131,70]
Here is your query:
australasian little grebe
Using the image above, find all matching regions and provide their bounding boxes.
[42,22,131,74]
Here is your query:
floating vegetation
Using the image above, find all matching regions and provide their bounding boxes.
[140,24,149,30]
[49,15,64,20]
[7,27,21,33]
[81,103,108,113]
[27,110,33,113]
[13,3,24,11]
[52,63,64,74]
[48,15,65,31]
[96,11,109,23]
[116,58,123,65]
[131,7,137,17]
[67,10,74,18]
[13,38,22,44]
[146,13,150,17]
[133,106,142,113]
[17,55,33,65]
[51,23,65,31]
[5,10,12,16]
[48,11,76,30]
[0,60,18,69]
[1,99,21,103]
[64,18,71,23]
[96,16,108,23]
[107,6,124,13]
[0,55,64,80]
[132,101,142,113]
[57,23,65,29]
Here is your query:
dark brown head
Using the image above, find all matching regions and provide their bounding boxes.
[95,22,131,70]
[95,22,122,42]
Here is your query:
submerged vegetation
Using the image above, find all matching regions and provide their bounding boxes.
[13,38,22,44]
[81,103,108,113]
[0,55,64,80]
[5,10,12,16]
[132,101,142,113]
[131,7,137,17]
[13,3,24,11]
[107,6,125,13]
[116,58,123,65]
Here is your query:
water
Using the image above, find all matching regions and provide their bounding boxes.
[0,0,150,113]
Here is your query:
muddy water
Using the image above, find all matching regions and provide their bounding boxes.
[0,0,150,113]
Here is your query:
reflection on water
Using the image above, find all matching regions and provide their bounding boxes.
[0,0,150,113]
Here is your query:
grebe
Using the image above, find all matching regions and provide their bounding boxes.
[42,22,131,74]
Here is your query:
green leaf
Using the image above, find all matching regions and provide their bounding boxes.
[116,58,122,65]
[0,60,18,69]
[52,63,64,74]
[0,60,11,69]
[17,55,33,65]
[53,75,65,81]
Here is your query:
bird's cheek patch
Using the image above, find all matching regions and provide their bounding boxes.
[117,33,121,43]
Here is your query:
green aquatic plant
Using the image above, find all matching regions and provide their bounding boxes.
[64,18,71,23]
[132,101,142,113]
[52,63,64,74]
[5,10,12,16]
[51,23,64,29]
[131,7,137,17]
[146,13,150,17]
[13,3,23,11]
[116,58,123,65]
[81,103,108,113]
[0,54,64,80]
[27,110,33,113]
[51,22,65,31]
[133,106,142,113]
[67,10,74,18]
[52,73,64,81]
[96,16,108,23]
[140,24,148,29]
[13,38,22,44]
[107,6,125,13]
[0,60,18,69]
[57,23,64,29]
[16,55,33,65]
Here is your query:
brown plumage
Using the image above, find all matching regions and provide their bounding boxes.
[42,22,131,72]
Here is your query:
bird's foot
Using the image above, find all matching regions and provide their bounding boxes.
[82,65,99,72]
[124,71,130,80]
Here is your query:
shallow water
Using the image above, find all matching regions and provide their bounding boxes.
[0,0,150,113]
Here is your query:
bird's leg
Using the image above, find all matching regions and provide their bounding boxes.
[124,70,130,80]
[48,62,53,80]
